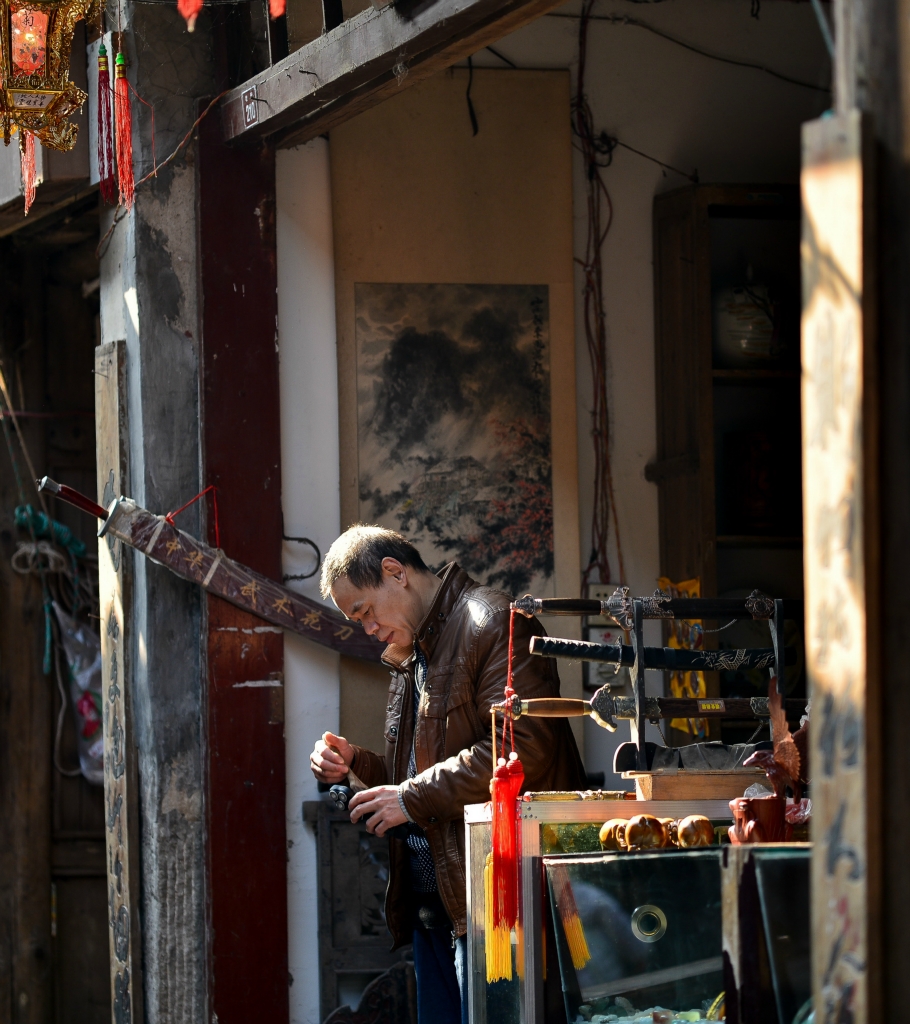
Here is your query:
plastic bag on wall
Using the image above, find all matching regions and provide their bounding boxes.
[53,601,104,785]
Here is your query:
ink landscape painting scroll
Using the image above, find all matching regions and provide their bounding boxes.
[355,283,554,595]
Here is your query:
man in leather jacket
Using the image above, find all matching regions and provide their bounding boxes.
[310,525,586,1024]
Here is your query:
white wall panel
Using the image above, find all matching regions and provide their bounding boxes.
[276,137,342,1024]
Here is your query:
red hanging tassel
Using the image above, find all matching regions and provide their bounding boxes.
[20,130,36,216]
[490,607,524,932]
[269,0,286,18]
[114,52,134,210]
[178,0,203,31]
[97,42,116,204]
[491,752,525,929]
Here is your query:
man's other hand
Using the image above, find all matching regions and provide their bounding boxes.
[349,786,408,837]
[310,731,354,783]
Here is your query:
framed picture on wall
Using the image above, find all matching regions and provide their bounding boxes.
[354,282,554,596]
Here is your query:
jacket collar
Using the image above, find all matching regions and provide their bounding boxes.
[380,562,472,670]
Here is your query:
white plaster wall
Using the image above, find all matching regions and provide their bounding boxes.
[470,0,830,779]
[276,138,342,1024]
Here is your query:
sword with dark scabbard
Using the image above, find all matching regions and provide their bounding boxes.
[37,476,382,662]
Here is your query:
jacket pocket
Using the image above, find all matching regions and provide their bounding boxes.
[422,666,471,719]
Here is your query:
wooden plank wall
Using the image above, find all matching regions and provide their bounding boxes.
[801,111,879,1023]
[197,106,289,1024]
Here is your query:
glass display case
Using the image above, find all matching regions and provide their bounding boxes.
[721,844,811,1024]
[465,793,734,1024]
[752,847,810,1023]
[545,850,723,1023]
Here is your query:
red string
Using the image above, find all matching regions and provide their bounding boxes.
[125,78,157,177]
[490,607,524,929]
[165,485,220,549]
[502,608,516,758]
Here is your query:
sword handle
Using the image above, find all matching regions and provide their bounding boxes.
[519,698,590,717]
[37,476,109,520]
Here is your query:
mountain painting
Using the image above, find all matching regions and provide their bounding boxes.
[355,283,554,596]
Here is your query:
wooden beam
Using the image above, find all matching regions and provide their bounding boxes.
[220,0,565,147]
[198,109,290,1024]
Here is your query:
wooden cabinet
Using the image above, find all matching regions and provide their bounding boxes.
[304,800,415,1020]
[651,185,805,737]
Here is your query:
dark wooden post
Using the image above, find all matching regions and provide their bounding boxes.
[96,339,144,1024]
[197,111,289,1022]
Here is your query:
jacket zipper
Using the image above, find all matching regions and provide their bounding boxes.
[384,663,413,946]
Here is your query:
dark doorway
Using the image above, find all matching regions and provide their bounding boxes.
[0,194,108,1023]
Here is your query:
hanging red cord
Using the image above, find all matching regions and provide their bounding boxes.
[490,608,525,931]
[574,0,626,592]
[125,78,157,178]
[165,485,220,549]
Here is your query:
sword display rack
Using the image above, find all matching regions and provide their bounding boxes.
[506,588,804,771]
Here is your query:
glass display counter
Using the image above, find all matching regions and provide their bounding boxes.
[545,850,723,1022]
[721,844,811,1024]
[751,847,810,1023]
[465,793,734,1024]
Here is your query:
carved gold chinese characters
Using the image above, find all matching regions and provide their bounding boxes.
[0,0,100,150]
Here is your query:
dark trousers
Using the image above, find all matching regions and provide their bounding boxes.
[412,922,468,1024]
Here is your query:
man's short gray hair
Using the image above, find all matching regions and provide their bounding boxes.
[320,524,430,597]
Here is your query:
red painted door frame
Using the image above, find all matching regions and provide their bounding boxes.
[197,110,289,1023]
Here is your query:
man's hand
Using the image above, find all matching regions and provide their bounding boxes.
[310,731,355,784]
[349,786,408,837]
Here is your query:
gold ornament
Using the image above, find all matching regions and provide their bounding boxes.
[676,814,716,848]
[623,813,671,851]
[598,818,628,851]
[0,0,100,150]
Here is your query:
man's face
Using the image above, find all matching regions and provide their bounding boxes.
[331,563,422,647]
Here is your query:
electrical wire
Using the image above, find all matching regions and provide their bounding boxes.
[97,90,229,259]
[808,0,835,58]
[573,0,626,592]
[608,136,698,182]
[485,45,517,67]
[548,12,831,93]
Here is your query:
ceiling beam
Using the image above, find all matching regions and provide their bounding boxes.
[220,0,562,148]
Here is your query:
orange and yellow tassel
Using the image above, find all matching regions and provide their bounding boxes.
[549,862,591,970]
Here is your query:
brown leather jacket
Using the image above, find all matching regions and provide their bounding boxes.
[349,563,587,946]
